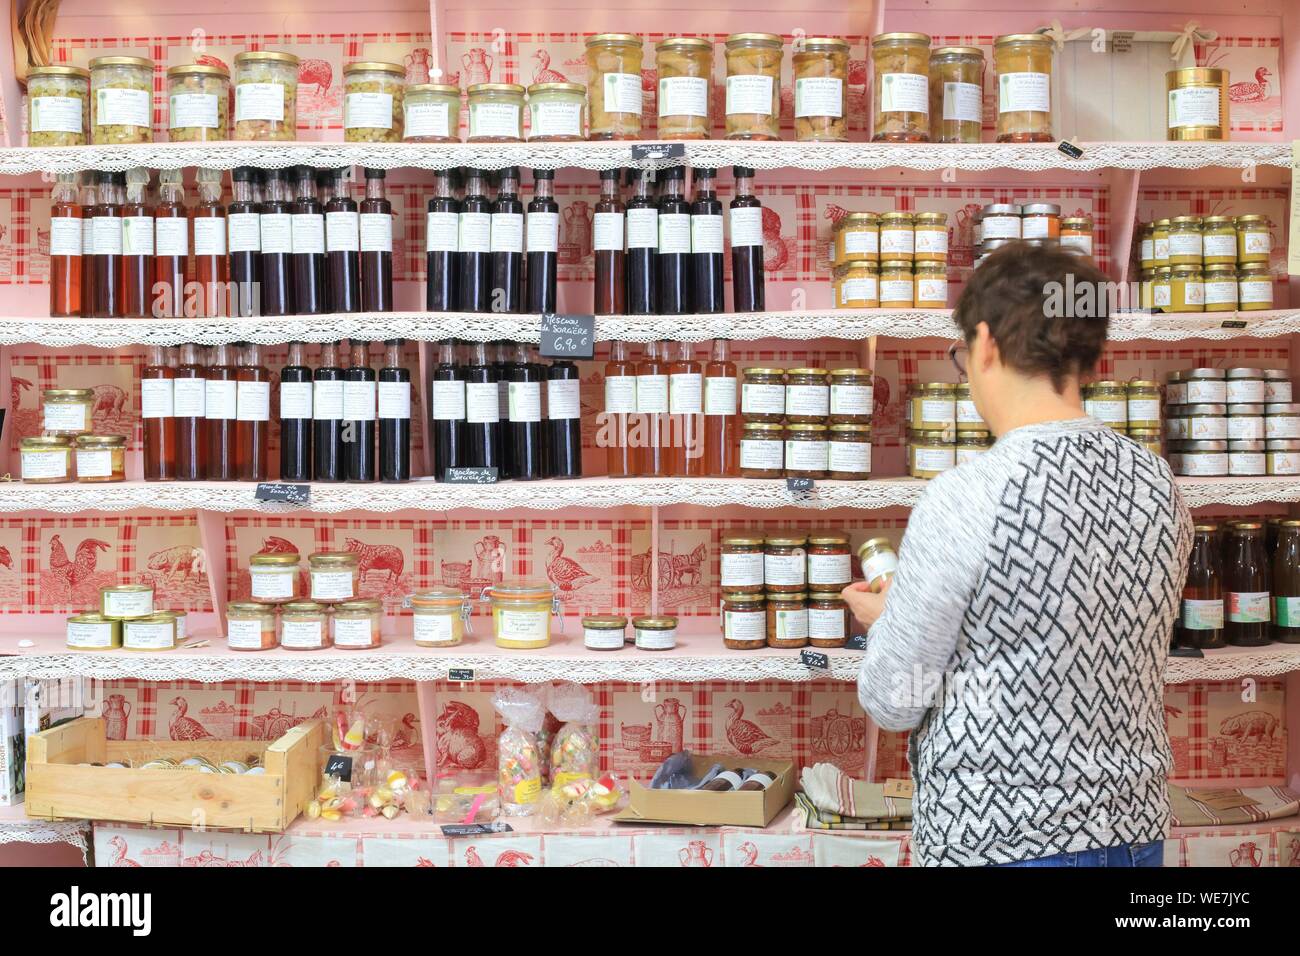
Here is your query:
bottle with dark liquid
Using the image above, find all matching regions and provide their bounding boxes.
[636,340,669,476]
[431,339,466,480]
[236,342,271,481]
[292,165,327,315]
[360,168,393,312]
[78,172,97,317]
[153,169,188,319]
[656,166,692,315]
[141,345,176,481]
[205,342,239,480]
[225,166,262,318]
[668,340,704,476]
[626,170,657,315]
[279,341,313,481]
[1272,519,1300,643]
[89,170,123,318]
[379,338,411,482]
[120,167,153,318]
[426,169,460,311]
[458,168,492,312]
[497,341,522,478]
[193,168,229,318]
[317,168,335,206]
[343,340,377,482]
[1224,521,1271,646]
[593,169,626,316]
[603,340,636,477]
[703,338,739,476]
[547,357,582,479]
[526,168,559,314]
[260,167,295,317]
[690,168,724,314]
[325,168,360,313]
[1181,523,1224,649]
[313,342,346,482]
[464,341,502,472]
[505,342,544,479]
[490,167,525,314]
[48,172,82,318]
[530,345,552,478]
[174,343,208,480]
[729,166,766,312]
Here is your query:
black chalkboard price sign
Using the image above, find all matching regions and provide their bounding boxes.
[786,477,815,493]
[800,649,831,671]
[630,143,686,162]
[844,634,869,651]
[539,313,596,359]
[323,754,354,782]
[444,467,499,484]
[255,482,311,505]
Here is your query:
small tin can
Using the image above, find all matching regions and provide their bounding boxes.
[100,584,154,620]
[66,612,122,650]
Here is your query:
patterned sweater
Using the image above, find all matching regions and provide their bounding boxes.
[858,418,1193,866]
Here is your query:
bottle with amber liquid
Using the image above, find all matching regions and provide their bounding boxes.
[426,169,460,311]
[360,169,393,312]
[458,169,492,312]
[78,172,97,317]
[260,168,296,317]
[464,341,502,473]
[378,339,411,482]
[690,168,724,314]
[343,340,377,482]
[431,339,466,480]
[626,170,658,315]
[730,166,766,312]
[1181,523,1224,649]
[636,340,669,477]
[594,169,626,316]
[279,342,313,481]
[48,172,82,318]
[313,342,346,482]
[141,345,176,480]
[668,341,704,476]
[505,341,544,480]
[656,167,692,315]
[174,344,208,480]
[603,340,636,477]
[226,167,262,318]
[153,169,188,319]
[193,168,228,318]
[1224,521,1271,646]
[1272,519,1300,644]
[491,167,525,314]
[325,168,360,313]
[704,339,739,476]
[120,168,154,318]
[292,165,327,315]
[235,343,271,481]
[205,342,239,480]
[547,358,582,479]
[88,170,123,318]
[527,168,559,314]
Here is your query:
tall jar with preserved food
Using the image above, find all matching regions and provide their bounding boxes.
[343,62,405,143]
[90,56,154,145]
[993,34,1053,143]
[656,37,712,140]
[871,33,930,143]
[1182,524,1224,649]
[724,34,782,140]
[167,64,229,141]
[586,34,644,140]
[28,65,90,147]
[1166,68,1227,141]
[1224,522,1271,647]
[793,37,849,142]
[1273,520,1300,644]
[929,47,984,144]
[233,51,299,142]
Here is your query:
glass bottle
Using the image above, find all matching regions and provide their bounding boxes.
[1272,520,1300,644]
[626,169,658,315]
[426,169,460,311]
[656,166,692,315]
[153,169,188,319]
[316,168,335,206]
[205,342,238,480]
[594,168,626,316]
[529,345,552,478]
[360,168,393,312]
[490,167,525,314]
[506,341,544,480]
[236,342,271,481]
[636,339,669,476]
[458,168,492,312]
[704,338,739,476]
[141,345,176,480]
[292,165,327,315]
[78,172,98,317]
[89,169,122,318]
[431,338,466,480]
[226,166,262,318]
[48,172,82,318]
[547,357,582,479]
[313,342,346,482]
[464,341,502,472]
[325,168,360,313]
[497,341,522,479]
[344,339,377,482]
[1181,523,1224,649]
[1224,522,1271,647]
[260,167,295,317]
[668,340,703,476]
[174,343,208,480]
[279,341,313,481]
[730,166,765,312]
[120,167,153,318]
[690,168,724,314]
[526,168,559,314]
[193,168,228,318]
[379,338,411,482]
[604,340,636,477]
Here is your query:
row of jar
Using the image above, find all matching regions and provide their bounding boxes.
[1083,380,1161,432]
[1166,404,1300,443]
[974,204,1094,254]
[1169,440,1300,478]
[831,212,949,267]
[1137,216,1272,270]
[740,367,873,423]
[1142,263,1274,313]
[738,422,873,479]
[19,433,126,483]
[903,382,988,434]
[832,260,949,309]
[1168,367,1293,405]
[906,430,993,479]
[718,532,856,593]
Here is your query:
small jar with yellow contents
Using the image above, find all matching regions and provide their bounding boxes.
[834,261,879,308]
[878,212,915,260]
[913,212,949,262]
[42,388,95,437]
[833,212,880,265]
[74,434,126,482]
[1235,215,1271,264]
[1201,216,1237,265]
[411,587,470,647]
[879,259,915,308]
[1237,263,1273,311]
[1203,263,1238,312]
[1151,219,1171,267]
[483,580,559,649]
[1152,266,1173,312]
[1167,216,1204,266]
[913,260,948,308]
[1168,264,1205,312]
[21,436,72,483]
[1138,224,1156,271]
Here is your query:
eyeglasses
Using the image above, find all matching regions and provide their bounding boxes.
[947,340,969,378]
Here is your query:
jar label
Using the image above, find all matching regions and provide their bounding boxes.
[104,590,152,617]
[1060,234,1092,255]
[842,229,878,255]
[593,212,624,251]
[227,212,261,254]
[526,211,560,254]
[1204,279,1237,305]
[658,76,709,118]
[235,82,285,122]
[1181,452,1227,475]
[92,216,123,255]
[1265,381,1292,402]
[75,448,112,478]
[915,228,948,255]
[669,373,703,415]
[1229,452,1265,476]
[334,617,376,648]
[311,570,356,601]
[1269,451,1300,474]
[913,445,956,473]
[82,218,92,254]
[343,380,377,420]
[808,607,847,640]
[1275,597,1300,628]
[1153,237,1169,259]
[193,217,227,256]
[1153,284,1172,308]
[1169,233,1203,258]
[32,95,84,133]
[795,77,843,118]
[415,613,458,646]
[841,276,877,305]
[1239,279,1272,306]
[1227,591,1270,624]
[96,87,150,127]
[1225,381,1265,404]
[1227,416,1263,441]
[547,378,582,420]
[125,622,174,650]
[326,211,361,252]
[720,551,764,587]
[726,74,774,116]
[691,214,725,254]
[764,551,806,586]
[530,99,583,138]
[250,567,296,600]
[861,550,898,587]
[121,216,155,256]
[1181,599,1223,630]
[1021,217,1051,240]
[635,374,669,414]
[1167,87,1221,128]
[981,215,1020,240]
[431,379,466,421]
[426,211,460,253]
[742,382,785,415]
[313,380,345,421]
[1242,231,1271,255]
[1265,416,1300,439]
[916,277,947,305]
[260,213,293,254]
[635,626,677,650]
[292,213,326,255]
[49,218,83,257]
[281,618,324,649]
[957,445,987,465]
[880,227,914,256]
[466,382,500,423]
[227,617,267,649]
[274,380,312,421]
[1090,398,1126,425]
[808,552,851,585]
[496,608,551,642]
[828,439,871,474]
[626,208,659,249]
[739,438,782,469]
[997,72,1050,113]
[1126,398,1160,422]
[942,81,982,123]
[919,398,956,425]
[360,213,393,253]
[724,609,766,642]
[879,73,929,114]
[205,379,238,420]
[406,99,451,138]
[174,378,206,417]
[604,376,637,414]
[66,621,113,649]
[704,376,738,416]
[167,92,218,131]
[141,378,175,419]
[237,380,271,422]
[490,212,524,253]
[1184,381,1226,404]
[880,278,913,304]
[786,383,829,417]
[956,398,982,424]
[774,608,808,640]
[378,381,411,420]
[508,381,542,422]
[345,91,393,130]
[658,213,692,255]
[469,101,520,138]
[1139,238,1154,262]
[786,439,829,471]
[602,73,643,114]
[830,383,872,416]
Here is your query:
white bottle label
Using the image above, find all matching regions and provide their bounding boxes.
[292,214,326,254]
[75,448,113,478]
[916,277,948,305]
[279,381,313,419]
[529,100,583,138]
[879,73,929,114]
[635,374,668,414]
[193,217,227,256]
[593,212,624,252]
[125,621,174,650]
[228,212,262,254]
[92,217,122,255]
[526,211,560,253]
[66,620,114,649]
[260,213,294,254]
[658,76,709,118]
[173,378,206,417]
[691,214,724,254]
[795,77,843,118]
[237,380,271,421]
[730,206,764,248]
[1239,279,1273,306]
[1167,87,1221,128]
[726,74,774,116]
[604,376,637,414]
[724,609,767,642]
[880,278,913,303]
[998,72,1050,113]
[360,213,393,253]
[432,379,466,421]
[601,73,643,114]
[914,445,956,473]
[235,82,286,122]
[658,213,691,255]
[469,102,520,138]
[705,376,738,416]
[465,382,500,423]
[96,87,150,127]
[490,212,525,253]
[378,381,411,420]
[508,381,542,422]
[626,208,659,249]
[170,92,219,129]
[343,380,377,420]
[141,378,175,419]
[943,81,982,122]
[458,211,491,253]
[49,218,83,257]
[739,438,783,469]
[32,95,83,133]
[669,373,703,415]
[205,379,237,420]
[426,211,460,252]
[326,211,360,252]
[405,99,451,138]
[345,91,393,130]
[313,379,344,420]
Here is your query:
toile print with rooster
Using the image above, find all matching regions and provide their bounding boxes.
[39,531,115,606]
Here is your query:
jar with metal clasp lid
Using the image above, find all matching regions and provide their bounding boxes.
[722,592,767,650]
[482,580,560,649]
[1201,216,1237,265]
[1203,263,1238,312]
[410,586,472,647]
[1167,216,1204,265]
[833,213,880,265]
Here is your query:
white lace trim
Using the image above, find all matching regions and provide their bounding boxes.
[1177,477,1300,510]
[1,141,1290,175]
[1165,644,1300,683]
[0,816,90,859]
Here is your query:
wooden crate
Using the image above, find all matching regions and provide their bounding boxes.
[25,717,324,833]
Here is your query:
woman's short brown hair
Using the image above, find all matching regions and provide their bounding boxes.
[954,241,1111,391]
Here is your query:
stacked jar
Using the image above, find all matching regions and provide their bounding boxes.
[225,550,368,651]
[1135,214,1274,313]
[739,367,874,480]
[905,382,956,478]
[1082,379,1163,455]
[973,202,1093,267]
[954,383,992,463]
[21,388,126,484]
[66,583,164,651]
[1166,367,1297,476]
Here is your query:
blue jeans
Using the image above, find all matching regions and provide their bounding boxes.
[997,841,1164,868]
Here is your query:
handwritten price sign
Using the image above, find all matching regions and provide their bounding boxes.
[539,313,596,359]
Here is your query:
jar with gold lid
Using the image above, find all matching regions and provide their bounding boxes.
[879,259,914,308]
[1127,428,1162,458]
[308,551,360,604]
[1086,381,1128,430]
[1235,216,1271,264]
[914,260,948,308]
[404,84,461,142]
[828,423,872,479]
[1168,264,1205,312]
[720,534,766,591]
[835,261,879,309]
[829,368,873,423]
[74,434,126,482]
[1168,216,1204,265]
[807,533,851,592]
[879,212,915,260]
[233,51,300,142]
[764,535,808,593]
[722,592,767,650]
[1237,263,1273,311]
[739,421,785,477]
[527,82,586,141]
[740,367,787,421]
[249,552,301,604]
[226,601,279,651]
[767,592,808,648]
[123,613,177,651]
[833,212,880,264]
[89,55,154,145]
[956,432,993,464]
[632,615,678,651]
[808,594,849,648]
[785,423,829,478]
[166,64,229,142]
[43,387,94,436]
[581,615,627,651]
[28,65,90,147]
[332,598,383,650]
[101,584,153,620]
[1060,217,1093,256]
[785,368,830,423]
[1152,266,1172,312]
[910,431,955,478]
[793,37,849,142]
[857,538,898,592]
[993,34,1054,142]
[656,37,713,140]
[724,33,783,140]
[467,83,525,142]
[343,61,405,142]
[1151,219,1171,266]
[411,587,471,647]
[1021,203,1061,241]
[928,47,984,144]
[483,580,559,649]
[280,601,331,650]
[1201,216,1237,265]
[871,33,931,143]
[1166,68,1227,140]
[586,34,645,140]
[21,436,72,483]
[912,382,956,430]
[1126,381,1161,430]
[1138,223,1155,270]
[913,212,948,262]
[66,612,121,651]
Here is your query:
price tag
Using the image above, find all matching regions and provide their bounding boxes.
[255,482,311,504]
[1057,139,1084,160]
[1109,31,1135,53]
[800,649,830,671]
[786,477,815,493]
[444,467,499,484]
[323,754,354,782]
[539,313,596,359]
[448,668,475,682]
[882,777,915,800]
[440,822,514,837]
[630,143,685,162]
[844,634,869,651]
[1169,646,1205,659]
[1220,320,1247,330]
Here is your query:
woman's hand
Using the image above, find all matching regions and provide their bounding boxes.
[841,580,890,630]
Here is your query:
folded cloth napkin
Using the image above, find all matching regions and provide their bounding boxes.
[800,762,913,820]
[1169,785,1299,828]
[795,792,913,831]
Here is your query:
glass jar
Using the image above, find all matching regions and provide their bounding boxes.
[956,432,994,463]
[1201,216,1236,265]
[1166,371,1187,406]
[1060,217,1093,256]
[857,538,898,591]
[833,213,880,264]
[785,423,829,478]
[411,587,470,647]
[912,382,956,430]
[66,612,121,651]
[43,387,94,436]
[28,65,90,146]
[914,260,948,308]
[1138,224,1155,270]
[764,535,808,593]
[1223,522,1270,646]
[879,212,915,260]
[871,33,931,143]
[333,598,383,650]
[766,592,808,648]
[828,423,873,479]
[1125,381,1161,430]
[1166,68,1227,141]
[954,382,984,433]
[20,436,71,483]
[1228,440,1266,477]
[101,584,153,620]
[834,262,879,309]
[1265,403,1300,440]
[1267,439,1300,475]
[739,421,785,477]
[249,552,301,604]
[280,601,331,650]
[1151,219,1171,266]
[1264,370,1293,403]
[527,82,585,141]
[74,434,126,482]
[1127,428,1161,458]
[1235,215,1271,265]
[807,534,851,592]
[1226,367,1266,405]
[722,592,767,650]
[1237,263,1273,311]
[632,615,678,651]
[1152,267,1172,312]
[483,580,559,649]
[808,594,849,648]
[793,37,849,142]
[1227,404,1265,442]
[1184,368,1227,404]
[720,535,766,591]
[1168,216,1204,265]
[929,46,984,144]
[1184,404,1228,441]
[582,614,627,651]
[724,33,783,140]
[343,61,405,143]
[89,56,153,145]
[467,83,525,142]
[1203,263,1238,312]
[785,368,830,422]
[655,37,712,140]
[913,212,948,262]
[166,64,229,142]
[233,51,299,141]
[910,431,955,478]
[993,34,1053,142]
[586,34,644,140]
[741,367,787,422]
[226,601,279,651]
[879,259,914,308]
[1020,203,1060,241]
[308,551,360,604]
[980,204,1022,240]
[403,83,461,142]
[829,368,873,423]
[1085,381,1126,429]
[1168,264,1205,312]
[123,613,177,651]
